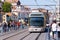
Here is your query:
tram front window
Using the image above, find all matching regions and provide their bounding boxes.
[30,17,44,27]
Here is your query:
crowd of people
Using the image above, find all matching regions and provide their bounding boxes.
[0,21,27,34]
[47,20,60,40]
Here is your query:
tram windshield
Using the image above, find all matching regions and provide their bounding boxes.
[30,17,44,27]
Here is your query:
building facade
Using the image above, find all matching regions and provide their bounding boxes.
[11,1,31,21]
[2,0,31,22]
[56,0,60,21]
[4,0,18,3]
[2,13,11,23]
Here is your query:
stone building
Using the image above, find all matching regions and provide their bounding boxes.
[56,0,60,21]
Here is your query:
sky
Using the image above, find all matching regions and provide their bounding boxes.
[20,0,56,10]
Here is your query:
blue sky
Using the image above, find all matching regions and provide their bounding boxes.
[20,0,56,10]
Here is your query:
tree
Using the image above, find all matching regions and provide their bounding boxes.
[0,0,1,2]
[2,2,11,13]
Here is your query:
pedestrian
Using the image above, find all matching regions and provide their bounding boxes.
[3,22,7,32]
[0,23,3,35]
[14,21,17,30]
[51,20,58,40]
[11,21,14,30]
[58,23,60,27]
[13,21,15,30]
[58,23,60,37]
[8,22,11,31]
[17,22,20,29]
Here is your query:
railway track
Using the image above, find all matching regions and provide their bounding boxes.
[3,29,42,40]
[21,33,41,40]
[3,29,27,40]
[4,32,41,40]
[2,29,60,40]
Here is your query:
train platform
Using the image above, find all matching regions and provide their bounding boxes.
[0,29,27,40]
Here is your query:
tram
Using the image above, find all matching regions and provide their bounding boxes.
[28,12,46,33]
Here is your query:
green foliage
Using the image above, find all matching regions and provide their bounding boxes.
[2,2,11,12]
[0,0,1,2]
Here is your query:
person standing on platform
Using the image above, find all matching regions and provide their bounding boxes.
[51,20,58,40]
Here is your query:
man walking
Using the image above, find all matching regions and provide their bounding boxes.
[51,20,58,40]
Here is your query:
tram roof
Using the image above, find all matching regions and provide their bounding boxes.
[30,12,44,14]
[29,12,44,17]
